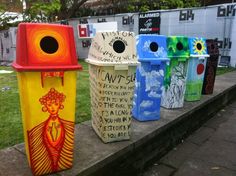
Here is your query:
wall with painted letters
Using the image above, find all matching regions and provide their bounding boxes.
[1,3,236,66]
[0,27,17,64]
[68,3,236,67]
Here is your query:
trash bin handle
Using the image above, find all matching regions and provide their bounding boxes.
[41,72,64,88]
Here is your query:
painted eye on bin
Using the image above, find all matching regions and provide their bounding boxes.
[113,40,125,53]
[40,36,59,54]
[196,43,202,50]
[150,42,158,52]
[176,42,183,51]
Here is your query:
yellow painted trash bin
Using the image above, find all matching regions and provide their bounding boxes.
[12,23,82,175]
[86,31,139,143]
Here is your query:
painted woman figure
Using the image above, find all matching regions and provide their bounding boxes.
[27,88,74,175]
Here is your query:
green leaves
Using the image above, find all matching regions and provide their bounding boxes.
[125,0,200,13]
[24,0,61,22]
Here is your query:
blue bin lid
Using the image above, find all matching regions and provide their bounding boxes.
[189,37,209,57]
[136,34,169,62]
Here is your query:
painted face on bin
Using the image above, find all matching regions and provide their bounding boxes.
[39,88,66,115]
[46,99,61,115]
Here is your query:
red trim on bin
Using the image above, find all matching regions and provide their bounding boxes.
[12,62,82,72]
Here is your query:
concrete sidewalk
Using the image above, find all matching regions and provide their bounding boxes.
[143,100,236,176]
[0,71,236,176]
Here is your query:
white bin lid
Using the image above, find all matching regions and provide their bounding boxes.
[86,31,139,67]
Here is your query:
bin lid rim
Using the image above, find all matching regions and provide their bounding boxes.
[86,58,139,66]
[168,55,189,58]
[190,54,210,57]
[12,62,82,72]
[138,58,170,61]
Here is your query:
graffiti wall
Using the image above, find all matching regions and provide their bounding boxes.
[1,3,236,66]
[68,3,236,65]
[0,27,17,64]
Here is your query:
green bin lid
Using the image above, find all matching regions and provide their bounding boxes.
[167,36,190,61]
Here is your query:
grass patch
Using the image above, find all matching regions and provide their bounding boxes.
[0,62,235,149]
[216,66,236,75]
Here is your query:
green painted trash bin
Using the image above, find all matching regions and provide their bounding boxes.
[185,37,209,101]
[161,36,190,109]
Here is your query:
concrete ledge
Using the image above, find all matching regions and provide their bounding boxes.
[1,71,236,176]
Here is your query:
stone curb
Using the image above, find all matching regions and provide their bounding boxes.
[0,71,236,176]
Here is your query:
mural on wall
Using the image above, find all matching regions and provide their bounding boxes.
[82,40,91,48]
[77,22,118,38]
[214,38,232,50]
[122,15,134,25]
[185,38,208,101]
[161,36,189,109]
[139,12,161,34]
[97,18,107,23]
[179,10,194,21]
[28,88,74,175]
[217,4,236,17]
[79,18,88,24]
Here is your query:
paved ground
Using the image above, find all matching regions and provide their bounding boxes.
[143,100,236,176]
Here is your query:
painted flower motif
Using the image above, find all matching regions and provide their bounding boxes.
[192,38,206,55]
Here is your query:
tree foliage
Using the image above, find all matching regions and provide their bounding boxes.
[23,0,61,22]
[26,0,89,20]
[0,4,20,30]
[0,0,201,29]
[126,0,201,13]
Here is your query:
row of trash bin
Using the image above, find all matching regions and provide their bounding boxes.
[88,32,219,143]
[12,23,219,175]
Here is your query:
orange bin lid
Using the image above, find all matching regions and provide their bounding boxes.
[12,23,82,72]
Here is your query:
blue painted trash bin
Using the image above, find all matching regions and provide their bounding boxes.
[132,35,169,121]
[185,37,209,101]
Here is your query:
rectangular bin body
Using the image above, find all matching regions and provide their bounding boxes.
[161,36,189,109]
[132,35,169,121]
[185,37,209,101]
[89,64,136,142]
[87,31,138,143]
[12,23,82,175]
[17,71,77,175]
[202,39,219,94]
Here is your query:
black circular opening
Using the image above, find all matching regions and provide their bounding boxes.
[176,42,183,51]
[40,36,59,54]
[196,43,202,50]
[211,44,215,50]
[150,42,159,52]
[113,40,125,53]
